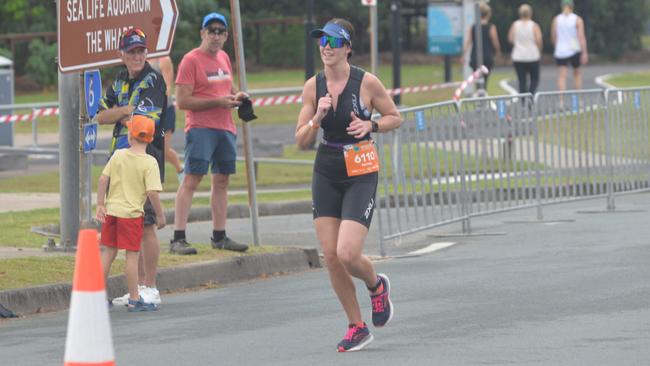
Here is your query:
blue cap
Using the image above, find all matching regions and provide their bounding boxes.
[309,22,351,44]
[202,12,228,29]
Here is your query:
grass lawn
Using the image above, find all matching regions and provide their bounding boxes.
[607,71,650,88]
[0,244,284,291]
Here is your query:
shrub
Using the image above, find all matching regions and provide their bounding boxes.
[25,39,57,88]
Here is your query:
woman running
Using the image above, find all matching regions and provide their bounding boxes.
[295,18,402,352]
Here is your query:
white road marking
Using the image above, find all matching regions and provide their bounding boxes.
[407,242,457,256]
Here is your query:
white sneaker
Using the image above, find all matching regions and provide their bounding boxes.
[112,285,146,306]
[177,169,185,183]
[140,287,161,305]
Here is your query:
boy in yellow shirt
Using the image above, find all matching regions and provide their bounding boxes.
[95,115,166,312]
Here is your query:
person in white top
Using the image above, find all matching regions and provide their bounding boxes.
[508,4,542,95]
[551,0,589,91]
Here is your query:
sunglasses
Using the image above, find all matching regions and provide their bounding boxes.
[126,28,146,38]
[206,27,227,36]
[319,35,347,49]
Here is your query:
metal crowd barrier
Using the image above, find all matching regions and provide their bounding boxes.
[376,87,650,256]
[375,101,467,253]
[605,87,650,207]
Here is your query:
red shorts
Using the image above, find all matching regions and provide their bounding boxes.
[100,215,144,251]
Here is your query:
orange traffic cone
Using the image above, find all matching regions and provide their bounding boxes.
[63,229,115,366]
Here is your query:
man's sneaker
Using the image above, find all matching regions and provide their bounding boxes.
[370,273,394,327]
[177,169,185,183]
[337,323,373,352]
[140,287,161,305]
[169,238,198,255]
[211,236,248,252]
[127,297,158,312]
[112,285,146,306]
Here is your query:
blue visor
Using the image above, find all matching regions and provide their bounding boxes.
[310,22,351,44]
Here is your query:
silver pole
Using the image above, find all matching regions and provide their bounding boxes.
[603,91,615,210]
[456,101,471,234]
[370,4,378,75]
[58,71,80,249]
[78,74,92,225]
[532,94,544,220]
[31,108,38,147]
[230,0,261,246]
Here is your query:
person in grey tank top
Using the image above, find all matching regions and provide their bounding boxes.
[551,0,589,92]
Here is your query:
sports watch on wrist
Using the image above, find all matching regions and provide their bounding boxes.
[371,121,379,133]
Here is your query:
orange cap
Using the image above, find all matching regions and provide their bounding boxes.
[126,114,155,143]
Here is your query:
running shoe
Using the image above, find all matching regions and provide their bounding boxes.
[112,285,146,306]
[140,287,161,305]
[169,238,198,255]
[211,236,248,252]
[337,323,373,352]
[370,273,394,327]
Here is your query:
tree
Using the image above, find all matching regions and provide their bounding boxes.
[0,0,56,77]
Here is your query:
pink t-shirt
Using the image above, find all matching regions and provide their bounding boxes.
[176,48,237,134]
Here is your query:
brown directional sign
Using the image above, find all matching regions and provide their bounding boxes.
[58,0,178,73]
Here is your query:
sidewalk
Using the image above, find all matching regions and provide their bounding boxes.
[0,186,310,213]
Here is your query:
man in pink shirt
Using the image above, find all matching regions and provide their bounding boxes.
[170,12,249,254]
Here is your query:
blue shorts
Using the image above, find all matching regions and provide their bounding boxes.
[185,128,237,175]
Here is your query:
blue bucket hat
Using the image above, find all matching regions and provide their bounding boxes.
[310,22,352,45]
[202,12,228,29]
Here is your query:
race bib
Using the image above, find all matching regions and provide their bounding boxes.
[343,140,380,177]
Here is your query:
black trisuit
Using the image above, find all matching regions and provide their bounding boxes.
[312,66,378,228]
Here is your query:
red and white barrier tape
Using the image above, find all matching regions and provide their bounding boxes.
[1,81,461,123]
[252,81,460,107]
[0,107,59,124]
[453,65,489,101]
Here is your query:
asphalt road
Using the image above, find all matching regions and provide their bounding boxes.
[503,63,649,94]
[3,192,650,365]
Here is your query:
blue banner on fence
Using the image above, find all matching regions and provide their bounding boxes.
[571,95,579,112]
[498,100,506,119]
[415,111,426,131]
[634,92,641,110]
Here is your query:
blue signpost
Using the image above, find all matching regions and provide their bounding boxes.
[83,70,101,155]
[82,123,98,154]
[84,69,101,118]
[81,70,102,224]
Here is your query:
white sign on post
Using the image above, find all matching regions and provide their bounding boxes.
[362,0,377,6]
